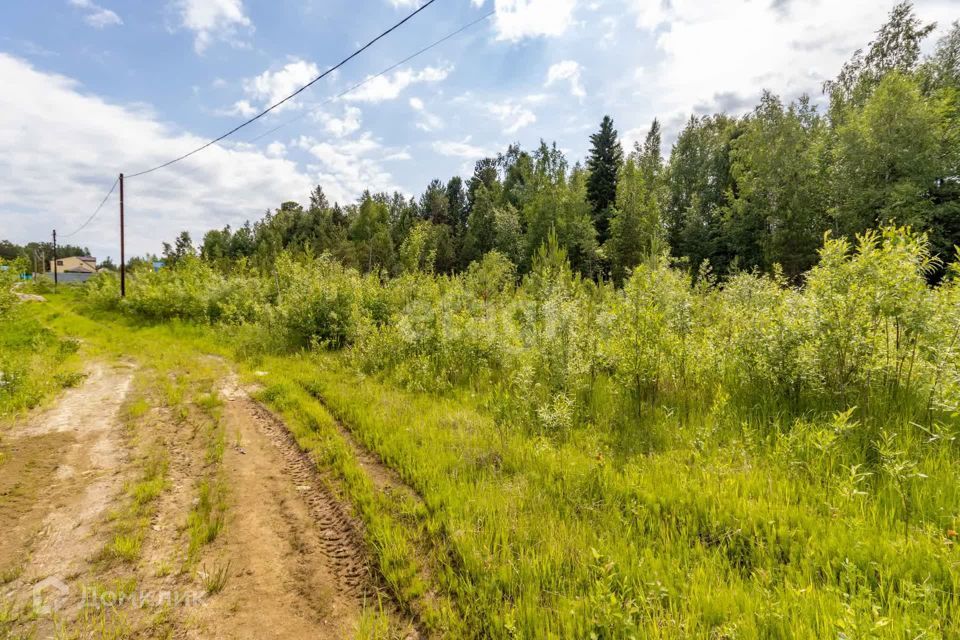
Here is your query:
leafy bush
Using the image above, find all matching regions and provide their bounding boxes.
[0,270,16,317]
[271,253,364,348]
[85,226,960,454]
[69,225,960,637]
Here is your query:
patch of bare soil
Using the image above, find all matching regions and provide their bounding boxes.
[177,378,417,639]
[10,282,46,302]
[0,362,135,632]
[2,356,424,639]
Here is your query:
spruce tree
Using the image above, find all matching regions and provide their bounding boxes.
[586,115,624,243]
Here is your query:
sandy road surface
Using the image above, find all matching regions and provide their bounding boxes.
[0,361,416,639]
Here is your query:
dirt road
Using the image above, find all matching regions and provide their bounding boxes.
[0,360,415,639]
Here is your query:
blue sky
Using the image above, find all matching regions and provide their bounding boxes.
[2,0,957,261]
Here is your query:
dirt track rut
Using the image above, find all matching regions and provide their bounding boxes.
[0,362,135,634]
[1,358,420,639]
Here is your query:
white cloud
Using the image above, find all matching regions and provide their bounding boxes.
[313,105,362,138]
[68,0,122,28]
[384,150,413,161]
[345,65,452,103]
[492,0,578,41]
[296,133,401,201]
[175,0,252,54]
[627,0,960,121]
[487,101,536,134]
[409,97,444,132]
[545,60,585,98]
[243,59,319,111]
[432,137,491,159]
[0,54,397,261]
[632,0,671,30]
[266,141,286,158]
[216,99,256,117]
[600,15,617,47]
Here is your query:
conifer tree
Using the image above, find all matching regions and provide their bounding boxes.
[586,115,624,243]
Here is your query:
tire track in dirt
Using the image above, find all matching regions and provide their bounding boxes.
[242,398,374,597]
[295,381,465,633]
[176,377,418,639]
[0,362,136,633]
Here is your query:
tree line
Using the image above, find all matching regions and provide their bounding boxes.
[167,4,960,283]
[0,240,109,272]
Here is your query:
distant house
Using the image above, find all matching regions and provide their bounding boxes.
[49,256,97,274]
[47,256,97,283]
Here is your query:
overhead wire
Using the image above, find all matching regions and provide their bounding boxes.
[60,176,119,238]
[58,0,490,248]
[126,0,440,179]
[244,9,495,145]
[140,9,495,193]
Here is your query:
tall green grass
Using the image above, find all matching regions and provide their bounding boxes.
[51,226,960,636]
[0,291,83,420]
[262,352,960,638]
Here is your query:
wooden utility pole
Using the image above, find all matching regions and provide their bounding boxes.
[52,229,58,290]
[119,173,126,297]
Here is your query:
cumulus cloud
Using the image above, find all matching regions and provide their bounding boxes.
[243,59,319,111]
[545,60,585,98]
[384,149,413,161]
[345,65,452,103]
[627,0,960,120]
[487,101,536,133]
[491,0,578,41]
[432,137,492,159]
[0,54,401,260]
[216,99,256,117]
[296,133,401,201]
[68,0,122,28]
[175,0,253,54]
[313,105,363,138]
[409,97,444,132]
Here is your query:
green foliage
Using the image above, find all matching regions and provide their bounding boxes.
[32,6,960,633]
[664,113,738,274]
[399,220,440,274]
[727,93,826,277]
[48,223,960,636]
[271,253,368,348]
[0,265,16,317]
[460,185,498,266]
[116,256,269,324]
[832,73,946,236]
[586,115,624,242]
[0,299,82,418]
[351,195,395,273]
[608,121,665,282]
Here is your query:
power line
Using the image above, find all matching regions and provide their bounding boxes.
[61,176,119,238]
[127,0,440,179]
[244,9,494,145]
[139,9,494,194]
